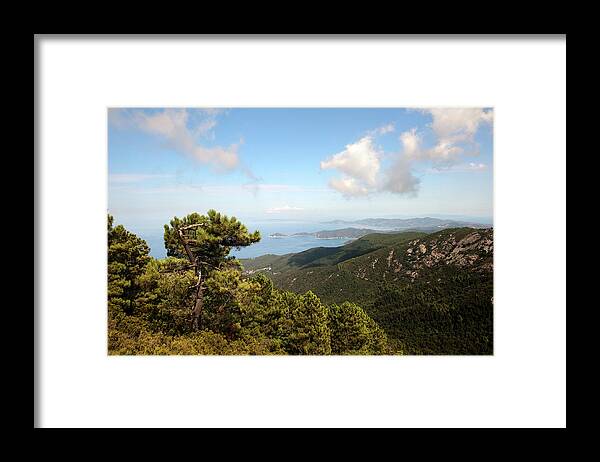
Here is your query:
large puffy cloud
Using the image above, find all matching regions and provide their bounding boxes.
[320,136,381,188]
[381,157,420,195]
[321,135,419,197]
[109,108,250,176]
[381,129,421,194]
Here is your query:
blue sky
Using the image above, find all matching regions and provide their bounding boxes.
[108,108,493,232]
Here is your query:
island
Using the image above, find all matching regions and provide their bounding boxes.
[268,232,288,238]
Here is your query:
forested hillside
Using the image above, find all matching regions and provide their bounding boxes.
[107,211,389,355]
[242,228,494,354]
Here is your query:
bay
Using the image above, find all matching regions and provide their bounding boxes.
[138,221,354,260]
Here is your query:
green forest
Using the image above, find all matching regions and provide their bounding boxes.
[108,210,493,355]
[108,211,389,355]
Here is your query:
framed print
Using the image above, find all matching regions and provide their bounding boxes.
[35,35,566,428]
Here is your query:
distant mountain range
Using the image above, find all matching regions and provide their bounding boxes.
[322,217,491,230]
[269,228,379,239]
[268,217,492,240]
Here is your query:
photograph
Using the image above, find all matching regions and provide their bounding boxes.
[107,107,494,355]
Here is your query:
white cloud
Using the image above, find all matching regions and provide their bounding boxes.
[425,108,493,163]
[194,118,218,138]
[428,108,493,142]
[320,136,381,196]
[400,128,422,159]
[399,109,493,165]
[320,136,380,186]
[320,134,420,198]
[108,108,251,176]
[365,123,395,138]
[369,123,395,135]
[399,126,463,163]
[381,157,420,195]
[265,205,305,214]
[328,177,371,197]
[427,140,464,162]
[194,143,242,172]
[379,123,395,134]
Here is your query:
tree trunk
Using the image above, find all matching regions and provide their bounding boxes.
[176,224,206,331]
[191,275,204,330]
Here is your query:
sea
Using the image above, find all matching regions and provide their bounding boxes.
[134,215,493,260]
[139,221,355,260]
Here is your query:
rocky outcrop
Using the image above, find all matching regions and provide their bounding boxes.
[381,229,493,282]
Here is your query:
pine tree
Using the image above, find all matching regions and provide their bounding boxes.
[286,291,331,355]
[163,210,260,329]
[329,301,388,354]
[107,214,151,316]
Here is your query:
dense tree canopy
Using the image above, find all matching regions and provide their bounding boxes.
[163,210,261,330]
[329,302,388,355]
[107,214,151,316]
[163,210,260,268]
[108,212,390,355]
